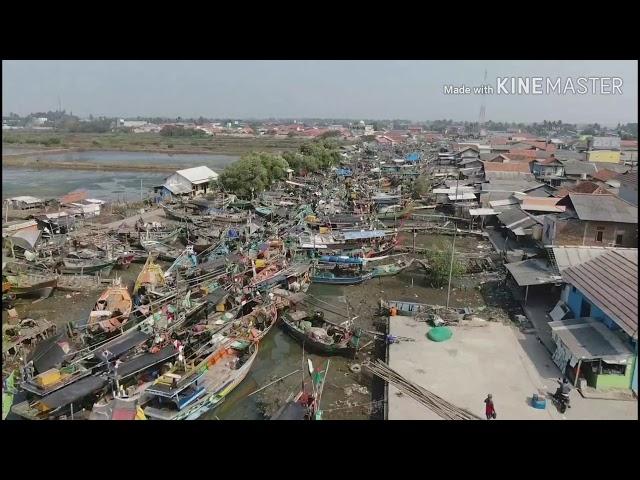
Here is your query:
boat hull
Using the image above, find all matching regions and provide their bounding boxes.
[280,319,356,357]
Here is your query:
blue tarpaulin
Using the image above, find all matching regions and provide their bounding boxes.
[342,230,388,240]
[405,152,421,162]
[336,168,353,177]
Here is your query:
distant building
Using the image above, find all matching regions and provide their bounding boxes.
[542,193,638,248]
[160,166,219,199]
[586,150,621,164]
[119,119,148,129]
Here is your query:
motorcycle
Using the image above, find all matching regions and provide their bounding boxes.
[551,379,572,413]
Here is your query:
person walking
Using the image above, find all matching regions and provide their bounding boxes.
[484,394,496,420]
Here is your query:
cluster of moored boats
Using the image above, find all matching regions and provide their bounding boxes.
[3,158,434,420]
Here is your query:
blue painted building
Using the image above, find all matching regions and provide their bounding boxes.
[560,250,637,392]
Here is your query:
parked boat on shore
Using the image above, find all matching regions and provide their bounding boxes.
[281,310,361,357]
[3,272,58,299]
[142,337,258,420]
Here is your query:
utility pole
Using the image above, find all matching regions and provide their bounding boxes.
[446,222,457,309]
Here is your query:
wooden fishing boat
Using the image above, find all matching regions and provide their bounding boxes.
[271,390,317,420]
[140,239,184,262]
[161,203,193,222]
[4,273,58,299]
[60,256,116,275]
[137,227,182,247]
[311,270,373,285]
[255,206,273,217]
[142,337,258,420]
[2,370,16,420]
[87,280,133,335]
[227,303,279,342]
[181,226,221,253]
[208,210,247,224]
[21,363,93,396]
[12,374,108,420]
[133,255,166,295]
[370,258,416,278]
[3,318,57,363]
[280,310,361,357]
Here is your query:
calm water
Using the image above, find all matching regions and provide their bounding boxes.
[211,284,346,420]
[2,167,168,201]
[27,150,239,170]
[2,150,239,201]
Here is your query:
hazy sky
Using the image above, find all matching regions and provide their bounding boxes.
[2,60,637,124]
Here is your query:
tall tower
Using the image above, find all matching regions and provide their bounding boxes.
[478,69,487,135]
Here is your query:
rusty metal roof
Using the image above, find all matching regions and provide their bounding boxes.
[561,250,638,338]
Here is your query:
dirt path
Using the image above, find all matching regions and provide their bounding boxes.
[98,207,166,229]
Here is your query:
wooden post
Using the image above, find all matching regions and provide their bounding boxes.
[574,359,582,387]
[524,285,529,305]
[445,223,457,309]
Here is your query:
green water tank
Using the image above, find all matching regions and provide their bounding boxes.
[427,326,453,342]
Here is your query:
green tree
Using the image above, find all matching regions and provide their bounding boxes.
[424,249,466,288]
[411,174,432,198]
[218,152,290,198]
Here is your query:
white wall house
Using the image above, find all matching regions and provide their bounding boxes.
[162,166,219,198]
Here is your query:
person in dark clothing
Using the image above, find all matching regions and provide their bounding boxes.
[484,394,496,420]
[555,378,572,397]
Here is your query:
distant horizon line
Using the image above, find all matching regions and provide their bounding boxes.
[3,111,636,127]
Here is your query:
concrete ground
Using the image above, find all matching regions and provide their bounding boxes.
[387,316,637,420]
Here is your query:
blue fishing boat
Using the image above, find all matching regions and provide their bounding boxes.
[311,270,373,285]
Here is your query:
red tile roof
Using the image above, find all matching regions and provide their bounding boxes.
[506,149,539,158]
[591,169,618,182]
[59,191,88,204]
[522,141,557,152]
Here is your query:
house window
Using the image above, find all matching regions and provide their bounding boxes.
[615,233,624,245]
[595,227,605,242]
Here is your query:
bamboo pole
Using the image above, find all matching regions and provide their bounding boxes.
[247,369,302,397]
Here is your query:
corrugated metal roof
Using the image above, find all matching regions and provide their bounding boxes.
[448,192,476,200]
[485,171,535,181]
[164,183,192,195]
[616,172,638,188]
[521,197,566,212]
[549,317,634,362]
[468,208,497,216]
[551,246,636,272]
[561,250,638,338]
[7,196,42,203]
[505,258,561,286]
[176,166,218,184]
[497,208,528,228]
[561,160,596,175]
[568,194,637,223]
